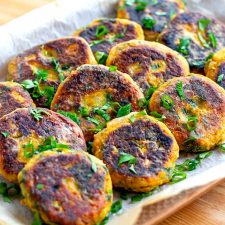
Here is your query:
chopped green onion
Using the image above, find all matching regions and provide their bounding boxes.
[57,110,80,125]
[176,81,186,100]
[208,31,217,48]
[161,94,174,110]
[109,65,117,72]
[186,116,198,131]
[1,132,9,137]
[198,19,211,31]
[135,1,148,11]
[177,38,190,55]
[217,74,224,83]
[96,25,109,38]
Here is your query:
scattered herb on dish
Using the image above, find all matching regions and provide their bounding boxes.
[95,51,108,64]
[30,109,49,121]
[141,15,156,29]
[0,182,20,203]
[57,110,80,125]
[161,94,174,110]
[176,81,186,100]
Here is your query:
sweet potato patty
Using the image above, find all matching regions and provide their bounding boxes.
[92,112,179,192]
[149,74,225,151]
[18,150,112,225]
[0,82,35,118]
[7,37,96,107]
[51,64,144,142]
[0,108,86,182]
[73,18,144,62]
[117,0,186,41]
[106,40,189,93]
[205,48,225,90]
[158,12,225,73]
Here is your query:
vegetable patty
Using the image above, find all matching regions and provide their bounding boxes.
[93,112,179,192]
[73,18,144,63]
[106,40,189,93]
[117,0,186,41]
[0,108,86,182]
[205,48,225,90]
[7,37,96,107]
[149,74,225,151]
[18,150,112,225]
[51,64,144,142]
[0,82,35,118]
[158,12,225,73]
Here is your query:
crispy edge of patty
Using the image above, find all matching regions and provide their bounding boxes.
[0,107,86,182]
[117,0,186,41]
[149,74,225,151]
[92,112,179,192]
[106,40,190,88]
[7,36,97,82]
[18,150,112,225]
[73,18,144,42]
[0,81,35,117]
[205,48,225,84]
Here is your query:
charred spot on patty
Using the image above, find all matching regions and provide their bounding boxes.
[0,82,35,118]
[18,151,112,225]
[74,18,144,60]
[107,40,189,92]
[51,65,144,141]
[117,0,185,41]
[0,108,86,182]
[158,12,225,73]
[7,37,96,107]
[149,74,225,151]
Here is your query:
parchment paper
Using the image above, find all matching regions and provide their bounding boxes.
[0,0,225,224]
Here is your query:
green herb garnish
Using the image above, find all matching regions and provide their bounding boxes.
[177,38,190,55]
[198,19,211,31]
[32,212,42,225]
[161,94,174,110]
[95,51,108,64]
[142,15,156,29]
[116,103,131,117]
[150,111,166,121]
[110,200,122,214]
[171,171,187,184]
[109,65,117,72]
[186,116,198,131]
[176,81,186,100]
[135,1,148,11]
[30,109,49,121]
[208,31,217,48]
[129,114,136,123]
[131,191,153,203]
[217,74,224,83]
[57,110,80,125]
[96,25,109,38]
[36,184,44,190]
[1,132,9,137]
[118,152,137,166]
[219,143,225,152]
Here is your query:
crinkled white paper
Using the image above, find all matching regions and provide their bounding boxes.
[0,0,225,225]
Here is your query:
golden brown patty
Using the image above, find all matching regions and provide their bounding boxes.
[205,48,225,89]
[158,12,225,73]
[0,82,35,118]
[117,0,186,41]
[7,37,96,107]
[0,108,86,182]
[92,112,179,192]
[73,18,144,62]
[106,40,189,93]
[18,150,112,225]
[51,64,144,142]
[149,74,225,151]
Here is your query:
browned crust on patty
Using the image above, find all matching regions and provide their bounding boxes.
[0,82,35,118]
[74,18,144,56]
[149,74,225,151]
[158,11,225,73]
[0,108,86,182]
[7,37,96,107]
[107,40,189,92]
[18,151,112,225]
[117,0,186,41]
[51,64,144,142]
